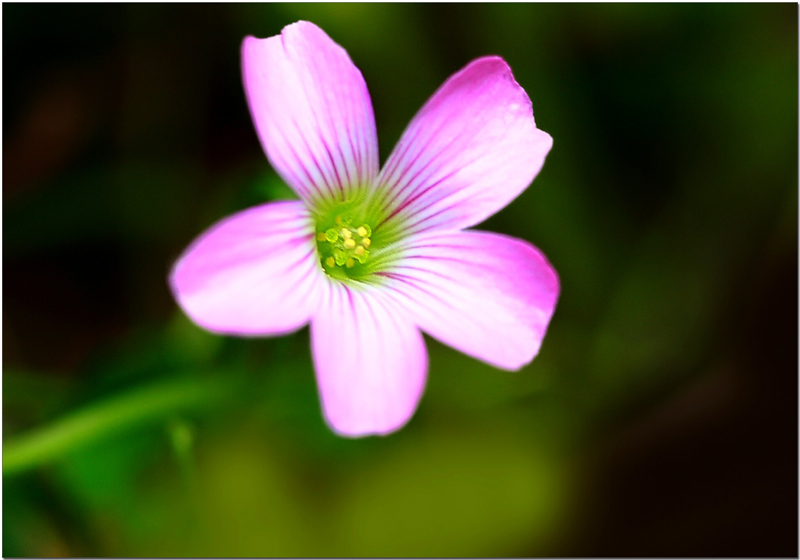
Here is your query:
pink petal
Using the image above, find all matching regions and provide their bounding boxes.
[378,230,559,370]
[373,57,552,235]
[311,280,427,437]
[170,201,323,335]
[242,21,379,209]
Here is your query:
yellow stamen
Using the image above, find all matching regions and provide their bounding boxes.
[346,258,355,268]
[341,229,352,239]
[325,257,335,268]
[317,232,327,241]
[357,226,367,237]
[344,238,356,248]
[354,245,365,256]
[361,238,371,248]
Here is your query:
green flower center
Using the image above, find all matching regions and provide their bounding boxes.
[313,197,400,282]
[317,216,373,272]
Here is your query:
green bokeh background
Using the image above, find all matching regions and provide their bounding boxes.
[3,4,797,557]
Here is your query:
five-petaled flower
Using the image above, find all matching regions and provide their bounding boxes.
[169,21,559,437]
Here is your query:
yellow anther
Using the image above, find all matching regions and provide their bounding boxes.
[341,229,352,239]
[361,238,371,248]
[317,232,327,241]
[344,238,356,248]
[346,258,355,268]
[357,226,368,237]
[354,245,365,256]
[335,216,343,225]
[325,256,335,268]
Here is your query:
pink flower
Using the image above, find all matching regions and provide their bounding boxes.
[169,21,559,437]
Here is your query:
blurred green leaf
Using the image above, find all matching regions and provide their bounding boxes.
[332,424,570,556]
[4,374,239,476]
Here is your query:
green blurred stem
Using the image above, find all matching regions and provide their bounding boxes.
[4,375,235,477]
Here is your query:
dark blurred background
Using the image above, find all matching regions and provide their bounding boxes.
[3,4,797,557]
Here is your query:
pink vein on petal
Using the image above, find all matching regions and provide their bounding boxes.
[371,56,552,234]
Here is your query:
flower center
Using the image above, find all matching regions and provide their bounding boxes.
[313,197,403,282]
[316,215,373,272]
